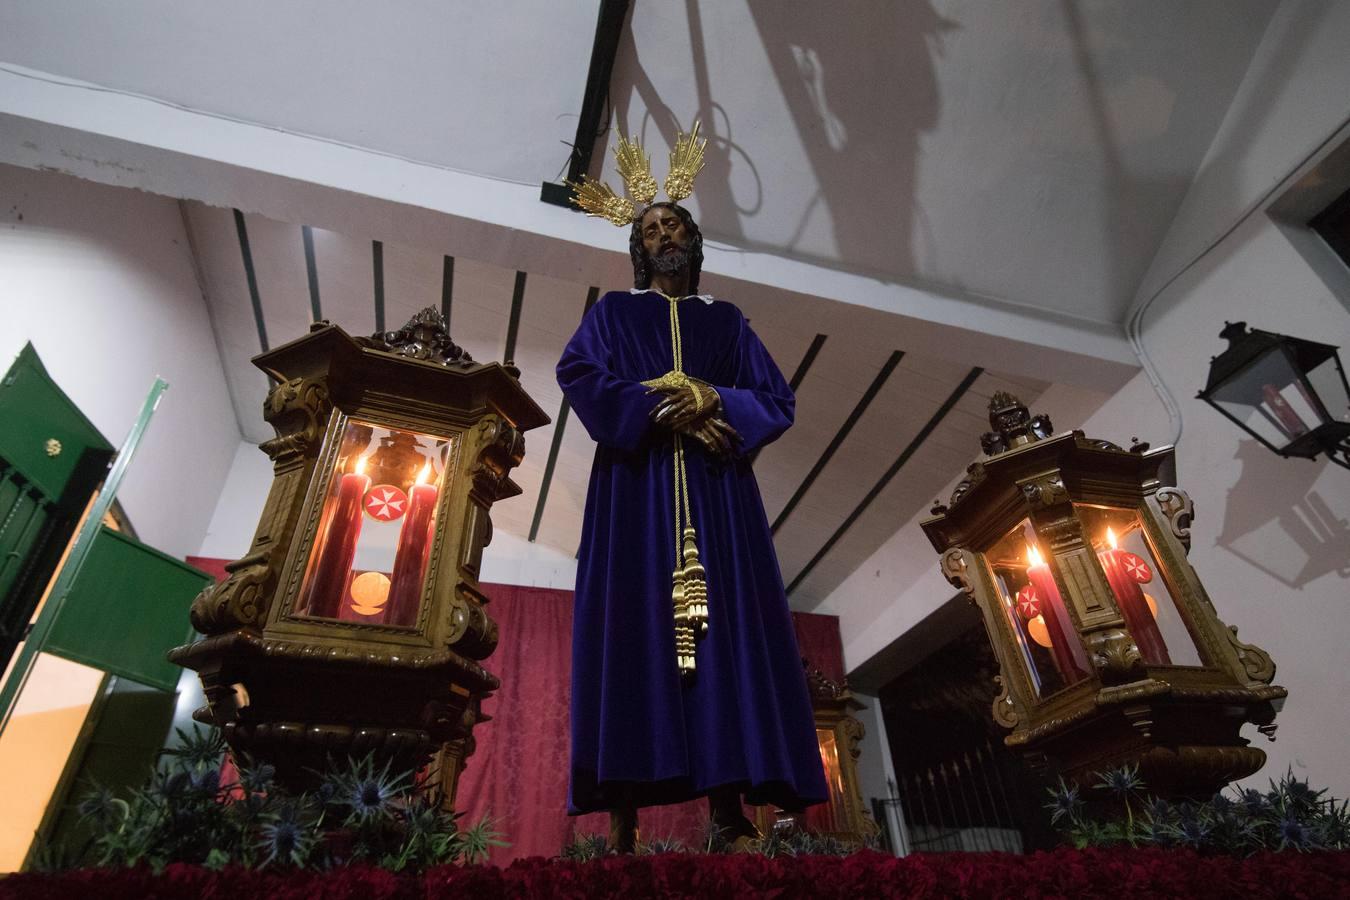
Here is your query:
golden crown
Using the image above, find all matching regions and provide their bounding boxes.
[567,121,707,227]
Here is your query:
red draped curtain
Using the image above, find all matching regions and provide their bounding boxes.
[187,563,842,864]
[458,583,843,862]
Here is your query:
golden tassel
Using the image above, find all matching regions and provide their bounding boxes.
[672,565,696,675]
[680,526,708,639]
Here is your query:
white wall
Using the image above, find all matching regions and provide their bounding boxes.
[197,439,579,590]
[0,163,239,559]
[833,0,1350,798]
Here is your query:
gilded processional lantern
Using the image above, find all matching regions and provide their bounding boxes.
[922,393,1286,797]
[170,310,547,801]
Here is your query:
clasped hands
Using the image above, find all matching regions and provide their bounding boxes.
[647,379,741,459]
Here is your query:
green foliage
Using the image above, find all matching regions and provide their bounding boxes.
[638,834,687,855]
[35,726,506,873]
[1045,765,1350,855]
[561,832,610,861]
[749,827,854,858]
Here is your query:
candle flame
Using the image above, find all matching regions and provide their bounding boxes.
[1105,526,1118,550]
[353,455,368,476]
[1026,544,1044,567]
[416,461,433,485]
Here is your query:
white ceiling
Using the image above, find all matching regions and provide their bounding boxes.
[608,0,1276,323]
[0,0,1286,606]
[184,201,1046,607]
[0,2,592,186]
[0,1,1275,325]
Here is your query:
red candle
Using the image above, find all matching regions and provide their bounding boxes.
[385,461,439,626]
[1098,528,1170,665]
[1025,545,1088,683]
[304,456,370,618]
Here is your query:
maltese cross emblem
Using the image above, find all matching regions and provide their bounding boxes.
[364,484,408,522]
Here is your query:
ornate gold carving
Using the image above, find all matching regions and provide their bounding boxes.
[1005,701,1100,747]
[992,674,1019,729]
[940,548,975,601]
[1086,628,1143,679]
[189,551,272,633]
[364,307,472,367]
[445,585,499,660]
[470,415,525,503]
[1156,487,1194,553]
[1019,472,1068,510]
[947,462,986,509]
[664,121,707,202]
[981,392,1054,455]
[615,135,659,206]
[568,177,637,227]
[1168,683,1287,704]
[259,377,331,462]
[1224,625,1278,684]
[568,121,707,225]
[1058,548,1112,618]
[1096,678,1170,706]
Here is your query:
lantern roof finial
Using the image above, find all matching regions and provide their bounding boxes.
[981,392,1054,456]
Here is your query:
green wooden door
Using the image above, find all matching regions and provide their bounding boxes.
[0,344,114,673]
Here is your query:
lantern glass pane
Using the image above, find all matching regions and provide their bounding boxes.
[1211,347,1322,449]
[810,728,847,833]
[985,519,1091,698]
[1305,354,1350,425]
[295,418,454,628]
[1074,504,1205,667]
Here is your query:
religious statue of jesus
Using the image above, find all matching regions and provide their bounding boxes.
[557,124,828,852]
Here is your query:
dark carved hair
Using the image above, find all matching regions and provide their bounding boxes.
[629,202,704,294]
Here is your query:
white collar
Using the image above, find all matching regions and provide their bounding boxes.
[630,288,715,305]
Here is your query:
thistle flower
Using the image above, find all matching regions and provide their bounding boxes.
[161,726,226,772]
[191,768,221,796]
[1176,818,1212,848]
[259,813,314,866]
[240,762,276,794]
[1143,796,1173,823]
[329,755,413,826]
[1277,815,1317,850]
[1094,764,1144,797]
[77,786,127,828]
[1045,778,1083,825]
[1241,788,1270,815]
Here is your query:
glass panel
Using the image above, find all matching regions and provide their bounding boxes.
[1074,504,1205,667]
[296,419,454,628]
[985,519,1091,698]
[1212,348,1322,448]
[1305,355,1350,425]
[811,728,846,833]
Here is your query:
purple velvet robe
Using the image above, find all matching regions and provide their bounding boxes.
[557,289,828,814]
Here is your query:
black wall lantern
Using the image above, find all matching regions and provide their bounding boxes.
[1198,322,1350,469]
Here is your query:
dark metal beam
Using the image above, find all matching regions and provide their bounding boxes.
[371,240,385,332]
[786,333,828,393]
[771,350,903,534]
[301,225,322,322]
[441,255,455,329]
[232,209,268,353]
[529,287,600,543]
[785,367,984,597]
[539,0,633,208]
[504,271,526,364]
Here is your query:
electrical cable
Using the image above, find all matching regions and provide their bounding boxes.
[1124,110,1350,447]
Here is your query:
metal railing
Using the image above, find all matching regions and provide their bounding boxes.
[874,739,1025,855]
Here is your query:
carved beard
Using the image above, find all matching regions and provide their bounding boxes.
[649,246,690,276]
